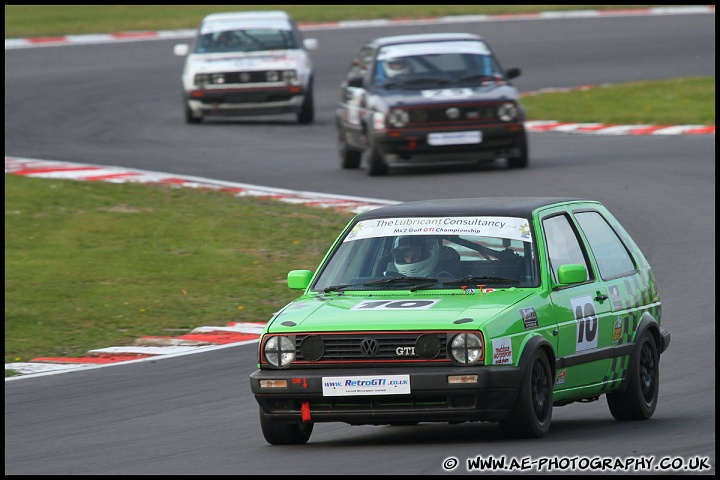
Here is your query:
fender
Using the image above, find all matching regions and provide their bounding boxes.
[615,311,669,392]
[506,334,556,407]
[636,311,671,355]
[517,334,556,377]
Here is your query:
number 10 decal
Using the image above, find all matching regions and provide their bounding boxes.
[570,295,598,351]
[351,299,440,310]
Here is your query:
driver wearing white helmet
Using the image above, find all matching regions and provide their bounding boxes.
[392,236,440,277]
[383,57,413,78]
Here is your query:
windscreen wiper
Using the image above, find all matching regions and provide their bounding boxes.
[457,74,495,83]
[442,275,520,286]
[323,276,439,293]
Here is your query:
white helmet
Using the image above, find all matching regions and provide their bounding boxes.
[383,57,412,78]
[393,236,440,277]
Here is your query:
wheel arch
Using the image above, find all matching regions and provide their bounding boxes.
[516,334,556,388]
[617,312,662,392]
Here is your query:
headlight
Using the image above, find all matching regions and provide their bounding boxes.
[388,109,409,128]
[263,335,296,367]
[449,333,484,365]
[497,102,519,122]
[212,73,225,84]
[282,70,298,83]
[194,73,211,86]
[266,71,280,82]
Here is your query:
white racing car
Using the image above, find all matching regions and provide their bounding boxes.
[174,10,317,124]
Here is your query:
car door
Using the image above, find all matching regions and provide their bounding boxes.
[541,209,614,394]
[570,207,654,391]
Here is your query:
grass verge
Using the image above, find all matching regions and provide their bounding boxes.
[522,77,715,126]
[5,175,352,366]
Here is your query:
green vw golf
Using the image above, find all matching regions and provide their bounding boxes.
[249,197,670,444]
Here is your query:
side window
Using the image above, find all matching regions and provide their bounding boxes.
[543,214,589,283]
[574,211,636,280]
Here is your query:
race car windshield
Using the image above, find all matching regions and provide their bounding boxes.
[373,52,503,88]
[312,215,538,291]
[195,29,298,53]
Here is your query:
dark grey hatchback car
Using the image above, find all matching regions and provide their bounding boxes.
[335,33,528,176]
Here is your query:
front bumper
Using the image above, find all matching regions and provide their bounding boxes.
[186,87,306,116]
[373,123,526,163]
[250,365,522,425]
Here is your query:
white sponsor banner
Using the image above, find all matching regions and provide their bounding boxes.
[377,41,491,60]
[322,374,411,396]
[345,216,532,243]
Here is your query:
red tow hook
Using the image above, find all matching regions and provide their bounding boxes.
[301,401,311,422]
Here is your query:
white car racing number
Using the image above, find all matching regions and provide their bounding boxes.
[351,299,440,310]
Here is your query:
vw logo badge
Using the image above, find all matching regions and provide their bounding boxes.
[446,107,461,119]
[360,338,380,357]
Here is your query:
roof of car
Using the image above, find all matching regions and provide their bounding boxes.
[355,197,591,220]
[368,33,485,48]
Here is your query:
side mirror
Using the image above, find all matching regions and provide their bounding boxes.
[347,75,364,88]
[304,38,318,50]
[556,264,588,286]
[288,270,313,290]
[505,67,521,80]
[174,44,189,56]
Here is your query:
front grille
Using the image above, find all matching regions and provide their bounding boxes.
[404,102,505,126]
[196,70,295,86]
[223,71,269,84]
[293,332,449,363]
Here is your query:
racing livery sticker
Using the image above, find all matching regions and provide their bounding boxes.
[609,285,623,310]
[555,368,568,386]
[201,19,291,34]
[520,307,538,329]
[613,316,623,343]
[377,41,492,60]
[350,299,440,310]
[421,88,474,99]
[344,216,532,243]
[322,374,411,396]
[571,294,599,352]
[491,337,513,365]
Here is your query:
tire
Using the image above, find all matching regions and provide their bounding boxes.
[607,331,659,421]
[339,132,362,169]
[498,349,553,438]
[507,132,528,169]
[297,89,314,124]
[184,102,202,124]
[367,146,388,176]
[259,407,314,445]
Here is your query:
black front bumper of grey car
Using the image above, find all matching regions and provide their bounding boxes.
[250,365,522,425]
[372,124,526,162]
